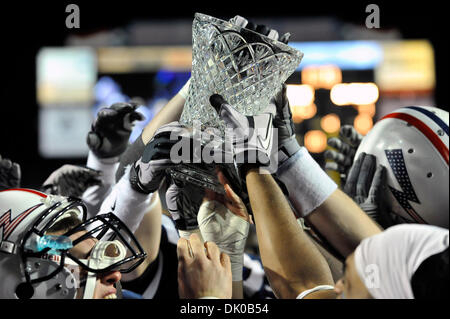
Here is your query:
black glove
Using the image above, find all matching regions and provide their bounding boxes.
[325,125,363,184]
[41,164,102,197]
[87,102,145,159]
[344,152,394,228]
[129,122,189,194]
[165,177,205,231]
[0,155,21,190]
[271,84,301,164]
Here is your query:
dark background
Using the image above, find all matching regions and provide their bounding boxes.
[0,0,448,188]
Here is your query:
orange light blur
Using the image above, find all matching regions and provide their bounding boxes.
[330,83,379,106]
[320,113,341,133]
[356,103,376,117]
[286,84,315,107]
[304,130,328,153]
[354,114,373,135]
[302,65,342,89]
[291,103,317,122]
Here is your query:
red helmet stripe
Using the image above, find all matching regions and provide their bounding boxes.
[382,112,449,165]
[0,188,47,198]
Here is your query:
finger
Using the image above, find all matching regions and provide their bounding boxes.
[209,94,228,114]
[324,161,342,173]
[327,137,354,157]
[166,182,182,219]
[129,111,145,122]
[110,102,134,113]
[340,125,363,147]
[220,251,231,271]
[11,163,21,181]
[0,159,12,170]
[217,170,230,187]
[279,32,291,44]
[210,95,246,130]
[344,152,366,197]
[95,108,119,126]
[204,241,221,263]
[356,153,376,200]
[87,132,102,150]
[368,164,386,200]
[323,149,350,167]
[189,233,205,260]
[177,238,193,263]
[224,184,242,207]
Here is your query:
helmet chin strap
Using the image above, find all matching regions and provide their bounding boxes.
[82,240,126,299]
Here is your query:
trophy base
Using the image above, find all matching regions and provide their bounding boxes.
[167,163,225,195]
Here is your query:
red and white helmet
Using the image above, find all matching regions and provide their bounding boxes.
[0,188,146,299]
[355,106,449,228]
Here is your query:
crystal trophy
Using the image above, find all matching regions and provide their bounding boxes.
[167,13,303,195]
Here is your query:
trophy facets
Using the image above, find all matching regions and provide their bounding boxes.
[180,12,304,135]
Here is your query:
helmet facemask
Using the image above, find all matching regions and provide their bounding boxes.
[18,197,146,299]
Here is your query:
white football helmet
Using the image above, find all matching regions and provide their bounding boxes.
[355,106,449,228]
[0,188,146,299]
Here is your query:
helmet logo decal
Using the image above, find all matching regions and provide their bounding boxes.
[0,204,43,241]
[385,149,427,224]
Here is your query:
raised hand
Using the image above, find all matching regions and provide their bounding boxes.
[87,102,145,159]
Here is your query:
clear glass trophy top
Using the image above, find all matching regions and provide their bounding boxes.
[180,13,304,136]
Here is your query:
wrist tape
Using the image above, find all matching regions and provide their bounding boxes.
[276,147,337,217]
[198,200,249,281]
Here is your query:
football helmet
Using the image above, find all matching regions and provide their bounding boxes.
[354,106,448,228]
[0,188,146,299]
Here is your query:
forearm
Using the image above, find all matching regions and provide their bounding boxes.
[141,93,186,144]
[276,147,381,257]
[246,169,334,299]
[306,189,382,257]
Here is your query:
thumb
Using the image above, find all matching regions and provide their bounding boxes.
[86,132,102,150]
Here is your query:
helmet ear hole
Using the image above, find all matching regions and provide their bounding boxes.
[15,282,34,299]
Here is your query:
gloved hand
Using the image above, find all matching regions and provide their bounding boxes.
[324,125,363,183]
[129,122,188,194]
[344,152,393,227]
[41,164,102,197]
[271,84,301,165]
[87,102,145,159]
[209,94,275,178]
[165,178,205,237]
[0,155,21,190]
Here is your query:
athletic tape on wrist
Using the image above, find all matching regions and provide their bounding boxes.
[178,228,204,242]
[197,200,249,281]
[276,147,337,217]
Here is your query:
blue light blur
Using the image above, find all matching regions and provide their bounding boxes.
[290,41,383,70]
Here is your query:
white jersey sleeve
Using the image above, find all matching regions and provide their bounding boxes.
[82,151,119,218]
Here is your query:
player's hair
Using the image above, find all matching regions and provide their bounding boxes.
[411,247,449,299]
